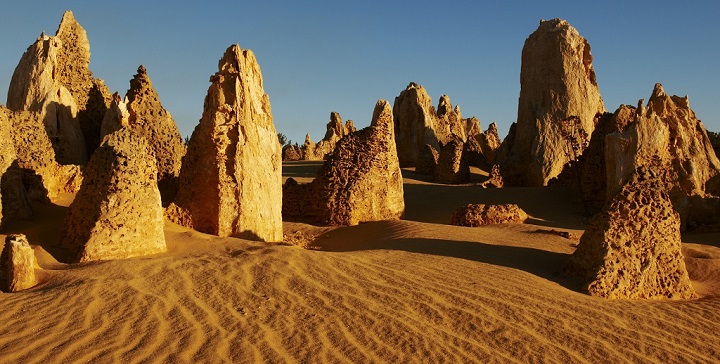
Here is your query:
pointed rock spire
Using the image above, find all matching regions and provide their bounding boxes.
[167,44,282,242]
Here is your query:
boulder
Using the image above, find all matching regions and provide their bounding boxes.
[122,65,186,187]
[434,139,470,184]
[283,100,404,225]
[567,163,696,299]
[450,204,527,226]
[60,128,166,262]
[499,19,605,186]
[0,234,38,292]
[166,45,282,242]
[605,84,720,229]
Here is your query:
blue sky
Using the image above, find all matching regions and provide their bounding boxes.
[1,1,718,144]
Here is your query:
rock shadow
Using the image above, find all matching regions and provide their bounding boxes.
[282,161,324,178]
[312,224,576,290]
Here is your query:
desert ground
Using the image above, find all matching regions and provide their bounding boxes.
[0,162,718,363]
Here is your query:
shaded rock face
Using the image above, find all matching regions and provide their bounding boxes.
[577,106,635,214]
[478,122,502,165]
[415,144,439,175]
[100,93,129,139]
[167,45,282,242]
[450,204,527,226]
[434,139,470,184]
[2,107,82,202]
[0,234,38,292]
[0,110,33,226]
[567,164,696,299]
[60,128,166,262]
[122,66,185,186]
[283,100,404,226]
[7,11,111,164]
[300,112,355,161]
[499,19,605,186]
[605,84,720,229]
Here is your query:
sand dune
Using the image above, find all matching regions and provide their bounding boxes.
[0,162,718,363]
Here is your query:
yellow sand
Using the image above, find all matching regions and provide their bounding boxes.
[0,161,718,363]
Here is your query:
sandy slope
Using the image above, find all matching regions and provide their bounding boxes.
[0,161,718,363]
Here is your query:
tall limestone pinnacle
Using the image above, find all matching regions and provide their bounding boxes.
[122,65,185,187]
[167,45,282,242]
[499,18,605,186]
[7,10,112,164]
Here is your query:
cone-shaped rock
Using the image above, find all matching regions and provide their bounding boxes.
[0,234,38,292]
[166,45,282,242]
[60,128,166,262]
[284,100,404,225]
[567,163,696,299]
[123,66,185,184]
[499,19,605,186]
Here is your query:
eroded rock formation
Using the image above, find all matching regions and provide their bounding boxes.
[567,163,696,299]
[478,122,502,166]
[7,11,112,164]
[60,128,166,262]
[122,65,185,186]
[499,19,604,186]
[434,139,470,184]
[0,234,38,292]
[605,84,720,229]
[2,106,82,202]
[300,112,356,161]
[166,45,282,242]
[0,109,33,225]
[99,93,129,139]
[283,100,404,225]
[450,204,527,226]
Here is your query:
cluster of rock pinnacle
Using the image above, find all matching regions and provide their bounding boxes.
[1,13,716,300]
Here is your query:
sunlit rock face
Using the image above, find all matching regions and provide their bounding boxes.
[167,45,282,242]
[283,100,405,226]
[61,128,166,262]
[7,11,112,164]
[568,162,696,300]
[604,84,720,230]
[499,19,604,187]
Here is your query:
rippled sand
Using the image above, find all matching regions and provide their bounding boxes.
[0,162,718,363]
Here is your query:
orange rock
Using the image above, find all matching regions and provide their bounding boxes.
[499,19,605,186]
[568,163,696,299]
[0,234,38,292]
[450,204,527,226]
[61,128,166,262]
[167,45,282,242]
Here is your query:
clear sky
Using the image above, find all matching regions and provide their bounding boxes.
[1,1,718,144]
